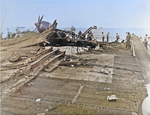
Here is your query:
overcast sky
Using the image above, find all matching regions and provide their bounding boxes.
[1,0,150,30]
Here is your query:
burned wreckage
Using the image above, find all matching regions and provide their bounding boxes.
[1,19,97,93]
[2,16,148,115]
[35,19,97,48]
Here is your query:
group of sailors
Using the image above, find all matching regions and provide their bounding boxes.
[100,31,149,50]
[97,31,150,51]
[125,32,149,50]
[101,32,120,43]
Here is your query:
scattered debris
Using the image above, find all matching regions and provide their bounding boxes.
[45,109,49,112]
[107,95,118,101]
[71,64,74,67]
[27,82,34,86]
[29,51,37,54]
[59,61,77,66]
[2,49,65,93]
[37,113,45,115]
[132,112,138,115]
[8,52,21,62]
[1,17,144,115]
[28,20,97,49]
[44,60,62,72]
[36,98,41,102]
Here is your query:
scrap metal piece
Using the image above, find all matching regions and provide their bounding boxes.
[59,61,78,66]
[4,47,53,69]
[44,59,62,72]
[37,113,45,115]
[3,49,65,93]
[25,20,97,48]
[36,20,57,44]
[107,95,118,101]
[8,52,21,62]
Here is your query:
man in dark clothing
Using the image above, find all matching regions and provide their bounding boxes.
[116,33,120,42]
[125,32,131,48]
[102,32,105,42]
[78,31,82,36]
[107,32,109,42]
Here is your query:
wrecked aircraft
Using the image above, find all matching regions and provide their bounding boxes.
[34,15,51,33]
[34,19,97,49]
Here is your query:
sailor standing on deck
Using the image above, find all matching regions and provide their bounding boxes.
[107,32,109,42]
[87,31,92,41]
[126,32,131,49]
[0,32,3,39]
[144,34,148,49]
[132,33,134,36]
[78,31,82,36]
[116,33,120,42]
[102,32,105,42]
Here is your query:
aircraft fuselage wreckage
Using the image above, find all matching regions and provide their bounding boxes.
[34,15,51,33]
[34,16,97,48]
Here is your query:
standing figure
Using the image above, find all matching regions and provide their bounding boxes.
[107,32,109,42]
[7,29,11,39]
[132,33,134,37]
[78,31,82,36]
[144,34,148,49]
[87,31,92,40]
[116,33,120,42]
[91,31,94,40]
[102,32,105,42]
[126,32,131,48]
[0,32,3,39]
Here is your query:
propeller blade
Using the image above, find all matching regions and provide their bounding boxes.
[38,15,40,22]
[34,27,37,32]
[39,15,44,24]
